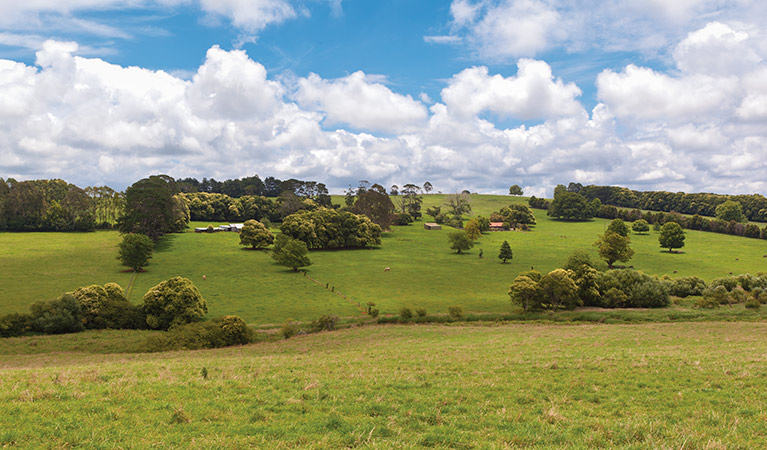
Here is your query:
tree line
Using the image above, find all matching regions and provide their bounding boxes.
[569,183,767,222]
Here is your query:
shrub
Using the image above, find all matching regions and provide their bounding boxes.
[448,306,464,319]
[218,315,255,345]
[729,287,749,304]
[141,316,255,352]
[603,287,629,308]
[206,225,215,232]
[0,313,31,337]
[415,307,427,317]
[141,277,208,330]
[280,320,302,339]
[392,212,413,226]
[539,269,581,309]
[703,285,730,305]
[29,294,84,334]
[399,307,413,320]
[745,299,761,309]
[710,277,738,292]
[695,296,720,309]
[369,308,379,318]
[71,283,144,330]
[597,270,669,308]
[310,314,339,332]
[664,276,707,297]
[446,215,464,229]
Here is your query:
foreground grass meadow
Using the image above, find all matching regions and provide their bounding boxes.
[2,194,767,323]
[2,322,767,449]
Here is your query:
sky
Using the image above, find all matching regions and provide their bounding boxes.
[1,1,766,196]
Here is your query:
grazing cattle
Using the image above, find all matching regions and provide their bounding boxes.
[384,267,391,272]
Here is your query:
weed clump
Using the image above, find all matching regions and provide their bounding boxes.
[448,306,464,319]
[399,307,413,320]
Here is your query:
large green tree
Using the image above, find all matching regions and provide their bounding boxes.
[547,191,594,221]
[239,220,274,249]
[607,218,630,236]
[509,275,543,311]
[715,200,746,223]
[118,175,189,240]
[117,233,154,271]
[353,183,395,230]
[448,231,474,254]
[272,234,311,271]
[539,269,581,310]
[280,208,382,249]
[509,185,523,195]
[594,231,634,268]
[659,222,686,252]
[141,277,208,330]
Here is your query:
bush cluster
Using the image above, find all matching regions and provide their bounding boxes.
[696,273,767,308]
[661,276,707,297]
[142,315,256,351]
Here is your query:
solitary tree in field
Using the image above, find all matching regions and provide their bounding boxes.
[509,184,523,195]
[659,222,685,252]
[594,231,634,268]
[239,220,274,249]
[117,233,154,271]
[499,241,513,263]
[448,231,474,254]
[632,219,650,234]
[272,234,311,271]
[141,277,207,330]
[464,219,481,241]
[445,193,472,216]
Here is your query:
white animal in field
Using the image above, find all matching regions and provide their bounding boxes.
[384,267,391,272]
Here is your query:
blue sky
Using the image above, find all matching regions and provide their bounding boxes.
[1,1,766,195]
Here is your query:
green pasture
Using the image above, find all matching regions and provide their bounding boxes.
[1,194,766,324]
[2,322,767,448]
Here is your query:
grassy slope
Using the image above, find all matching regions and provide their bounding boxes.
[2,194,766,323]
[2,322,766,449]
[0,231,134,316]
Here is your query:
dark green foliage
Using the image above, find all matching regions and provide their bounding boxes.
[448,306,464,319]
[0,313,31,337]
[632,219,650,234]
[280,320,302,339]
[597,270,670,308]
[509,275,543,311]
[118,175,189,240]
[415,308,427,317]
[29,294,85,334]
[659,222,685,252]
[425,206,441,221]
[354,184,395,230]
[141,277,208,330]
[310,314,339,332]
[446,215,464,229]
[715,200,746,223]
[271,234,311,271]
[239,220,274,249]
[607,219,630,236]
[399,307,413,320]
[498,241,513,263]
[563,249,601,272]
[280,208,382,250]
[509,185,523,195]
[392,212,414,225]
[71,283,144,329]
[142,315,256,351]
[392,184,423,219]
[476,216,490,232]
[117,233,154,271]
[745,299,760,309]
[185,192,276,222]
[528,196,550,209]
[0,179,96,232]
[663,276,707,297]
[547,191,594,221]
[538,269,581,310]
[594,231,634,268]
[448,231,473,254]
[497,204,536,226]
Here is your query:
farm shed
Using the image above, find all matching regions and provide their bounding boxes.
[489,222,506,231]
[424,223,441,230]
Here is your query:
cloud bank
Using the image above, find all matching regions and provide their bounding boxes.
[1,17,767,196]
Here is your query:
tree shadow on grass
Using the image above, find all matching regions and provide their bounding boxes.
[660,250,686,254]
[154,234,178,253]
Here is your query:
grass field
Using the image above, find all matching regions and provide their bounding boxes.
[2,322,766,448]
[2,194,766,324]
